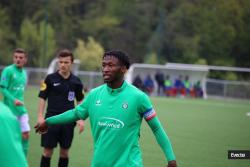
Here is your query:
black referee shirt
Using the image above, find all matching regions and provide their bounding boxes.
[39,71,84,115]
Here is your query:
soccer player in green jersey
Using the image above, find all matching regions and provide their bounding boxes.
[0,101,28,167]
[0,48,30,156]
[35,50,177,167]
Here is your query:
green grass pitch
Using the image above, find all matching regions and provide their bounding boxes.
[22,87,250,167]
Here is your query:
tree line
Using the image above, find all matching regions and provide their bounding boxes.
[0,0,249,79]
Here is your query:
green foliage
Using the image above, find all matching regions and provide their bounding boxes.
[162,0,250,79]
[195,58,207,65]
[233,0,250,68]
[80,15,120,34]
[80,1,161,63]
[17,19,56,67]
[225,72,237,81]
[0,6,14,64]
[38,21,56,67]
[196,0,239,66]
[17,19,38,66]
[44,0,89,48]
[173,35,200,63]
[0,0,250,79]
[208,71,238,81]
[144,52,158,64]
[74,37,104,71]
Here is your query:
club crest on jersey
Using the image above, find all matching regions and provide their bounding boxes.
[122,102,128,109]
[95,100,101,106]
[68,91,75,101]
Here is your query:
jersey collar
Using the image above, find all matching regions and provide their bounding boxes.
[13,64,23,72]
[56,70,72,80]
[106,81,127,95]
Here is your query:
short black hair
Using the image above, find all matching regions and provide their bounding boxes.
[57,49,74,62]
[103,50,130,69]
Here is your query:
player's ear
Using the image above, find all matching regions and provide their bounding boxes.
[121,65,127,74]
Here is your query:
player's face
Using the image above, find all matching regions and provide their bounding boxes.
[58,56,72,73]
[102,56,124,83]
[13,52,27,68]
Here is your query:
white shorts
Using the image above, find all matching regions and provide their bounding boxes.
[17,113,30,133]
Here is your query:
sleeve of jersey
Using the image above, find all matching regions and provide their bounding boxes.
[0,88,16,102]
[38,77,49,99]
[0,69,15,102]
[139,93,175,161]
[139,93,155,121]
[46,109,79,125]
[45,93,90,125]
[147,117,176,161]
[75,81,84,102]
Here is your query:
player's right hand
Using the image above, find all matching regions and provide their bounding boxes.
[167,160,177,167]
[34,122,48,134]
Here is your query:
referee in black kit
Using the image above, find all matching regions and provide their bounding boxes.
[37,49,84,167]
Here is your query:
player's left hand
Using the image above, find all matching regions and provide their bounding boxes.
[167,160,177,167]
[14,99,23,106]
[77,120,85,134]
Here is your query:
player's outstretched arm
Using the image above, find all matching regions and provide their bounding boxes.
[46,109,79,125]
[147,116,177,167]
[35,109,79,134]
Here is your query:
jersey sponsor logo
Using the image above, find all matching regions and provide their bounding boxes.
[68,91,75,101]
[98,117,125,129]
[122,102,128,109]
[53,82,60,86]
[95,99,101,106]
[40,82,47,91]
[13,85,25,91]
[143,108,156,121]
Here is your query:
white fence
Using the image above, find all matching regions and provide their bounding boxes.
[1,66,250,100]
[0,66,103,91]
[206,78,250,99]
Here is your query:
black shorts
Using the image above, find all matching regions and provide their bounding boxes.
[41,123,76,149]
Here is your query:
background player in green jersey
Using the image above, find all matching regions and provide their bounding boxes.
[0,101,28,167]
[35,50,177,167]
[0,48,30,156]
